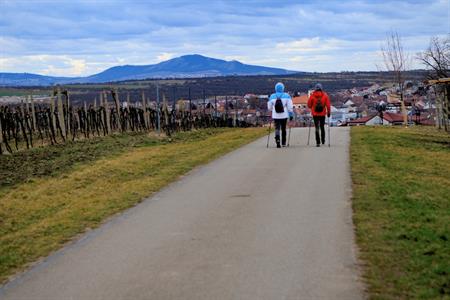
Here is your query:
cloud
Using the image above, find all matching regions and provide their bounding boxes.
[156,52,174,62]
[0,0,448,75]
[2,55,96,77]
[276,38,344,53]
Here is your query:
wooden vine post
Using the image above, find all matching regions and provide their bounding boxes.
[19,100,30,149]
[56,86,66,140]
[25,95,30,114]
[112,87,121,131]
[50,94,56,135]
[98,92,103,133]
[0,112,3,147]
[30,95,36,131]
[113,88,120,115]
[163,93,169,135]
[66,90,71,138]
[105,91,111,134]
[142,90,148,129]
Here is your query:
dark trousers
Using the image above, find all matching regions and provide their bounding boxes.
[274,118,287,145]
[313,116,326,145]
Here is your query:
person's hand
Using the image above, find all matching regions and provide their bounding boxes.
[327,113,331,118]
[288,111,294,121]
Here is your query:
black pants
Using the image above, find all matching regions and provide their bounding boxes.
[313,116,326,145]
[274,118,287,145]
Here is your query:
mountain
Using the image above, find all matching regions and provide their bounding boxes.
[0,54,297,86]
[0,73,73,86]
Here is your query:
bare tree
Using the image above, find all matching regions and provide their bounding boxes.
[417,36,450,79]
[418,36,450,131]
[380,31,410,125]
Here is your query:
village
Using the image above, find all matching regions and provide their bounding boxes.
[171,79,440,127]
[0,79,441,129]
[289,80,436,127]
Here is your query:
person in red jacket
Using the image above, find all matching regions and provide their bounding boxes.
[307,83,331,147]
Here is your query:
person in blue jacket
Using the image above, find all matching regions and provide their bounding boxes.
[267,82,294,148]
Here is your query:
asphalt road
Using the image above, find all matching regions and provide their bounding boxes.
[1,127,365,300]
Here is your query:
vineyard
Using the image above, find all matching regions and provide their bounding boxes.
[0,86,261,155]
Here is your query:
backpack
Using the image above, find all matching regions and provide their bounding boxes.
[274,97,284,113]
[314,95,324,113]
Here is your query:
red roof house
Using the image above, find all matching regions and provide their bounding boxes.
[347,112,405,126]
[292,94,309,108]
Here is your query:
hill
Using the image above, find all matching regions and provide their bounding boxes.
[0,73,71,86]
[0,54,297,86]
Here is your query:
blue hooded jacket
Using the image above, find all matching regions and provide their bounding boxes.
[268,82,293,119]
[269,82,291,101]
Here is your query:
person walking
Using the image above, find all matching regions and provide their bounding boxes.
[267,82,293,148]
[307,83,331,147]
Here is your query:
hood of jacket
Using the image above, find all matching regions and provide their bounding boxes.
[275,82,285,98]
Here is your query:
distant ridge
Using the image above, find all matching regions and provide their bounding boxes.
[0,54,298,86]
[0,73,72,87]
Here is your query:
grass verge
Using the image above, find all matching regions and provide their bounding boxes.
[351,126,450,299]
[0,127,266,283]
[0,132,165,194]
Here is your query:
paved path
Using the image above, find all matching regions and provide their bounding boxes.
[1,127,365,300]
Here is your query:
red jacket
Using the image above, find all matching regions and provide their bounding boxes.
[308,90,331,117]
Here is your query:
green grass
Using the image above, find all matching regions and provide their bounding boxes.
[0,127,266,283]
[0,89,49,97]
[0,89,29,97]
[351,126,450,299]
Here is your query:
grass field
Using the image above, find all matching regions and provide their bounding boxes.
[0,89,29,97]
[0,127,266,284]
[0,89,50,97]
[351,126,450,299]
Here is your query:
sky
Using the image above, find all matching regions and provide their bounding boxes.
[0,0,449,76]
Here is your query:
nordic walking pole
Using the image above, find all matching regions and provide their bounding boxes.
[287,117,292,147]
[287,123,291,147]
[328,115,331,147]
[307,117,311,146]
[266,118,272,148]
